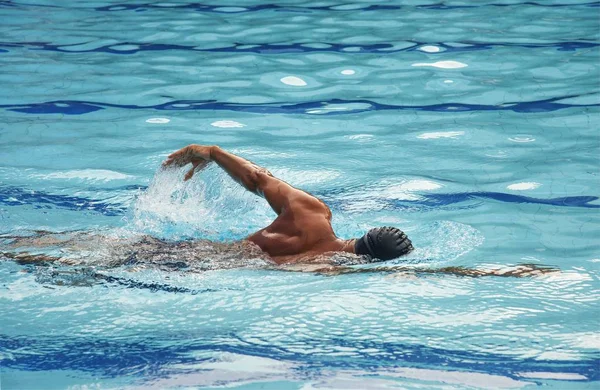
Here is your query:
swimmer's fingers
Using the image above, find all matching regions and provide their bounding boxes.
[163,151,188,167]
[183,160,209,181]
[184,161,199,181]
[162,157,179,167]
[163,146,196,167]
[163,145,213,168]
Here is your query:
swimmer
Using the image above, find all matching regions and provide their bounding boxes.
[1,144,559,278]
[162,144,414,264]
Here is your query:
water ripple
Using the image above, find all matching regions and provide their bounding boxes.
[1,94,598,116]
[0,334,597,381]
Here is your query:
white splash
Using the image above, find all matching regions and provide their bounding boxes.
[444,79,454,83]
[211,120,246,128]
[280,76,307,86]
[417,131,464,139]
[146,118,170,124]
[418,45,441,53]
[507,182,541,191]
[132,166,272,240]
[341,69,355,75]
[412,61,468,69]
[133,169,207,235]
[33,169,133,182]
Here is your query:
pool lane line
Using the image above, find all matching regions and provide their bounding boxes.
[5,0,599,12]
[1,186,598,217]
[1,94,599,116]
[93,1,600,12]
[0,40,597,55]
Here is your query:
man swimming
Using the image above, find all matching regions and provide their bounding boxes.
[163,144,414,264]
[1,144,558,278]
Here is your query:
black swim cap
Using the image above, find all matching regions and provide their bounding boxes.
[354,227,414,261]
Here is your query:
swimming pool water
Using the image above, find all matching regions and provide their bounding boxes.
[1,0,599,389]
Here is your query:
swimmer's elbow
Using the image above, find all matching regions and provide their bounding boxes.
[241,167,273,195]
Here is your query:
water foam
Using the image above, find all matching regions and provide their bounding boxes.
[132,165,272,240]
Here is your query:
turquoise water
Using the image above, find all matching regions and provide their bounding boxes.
[1,0,599,389]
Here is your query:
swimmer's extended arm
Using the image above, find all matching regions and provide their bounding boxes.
[164,145,322,215]
[311,264,559,277]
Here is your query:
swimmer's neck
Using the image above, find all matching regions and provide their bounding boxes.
[337,238,357,254]
[250,238,357,265]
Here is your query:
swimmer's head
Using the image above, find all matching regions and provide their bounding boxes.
[354,226,413,261]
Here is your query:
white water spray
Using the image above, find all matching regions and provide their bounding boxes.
[131,165,273,241]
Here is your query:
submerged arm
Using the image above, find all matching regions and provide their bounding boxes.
[310,263,560,277]
[1,251,61,264]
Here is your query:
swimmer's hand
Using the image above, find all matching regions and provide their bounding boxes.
[163,144,213,181]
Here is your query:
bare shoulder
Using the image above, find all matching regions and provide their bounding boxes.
[258,170,332,218]
[283,192,332,224]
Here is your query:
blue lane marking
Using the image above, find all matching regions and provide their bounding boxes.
[318,191,600,209]
[90,1,600,12]
[1,186,598,219]
[0,95,598,116]
[3,1,600,12]
[0,333,598,381]
[0,40,597,55]
[0,186,127,216]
